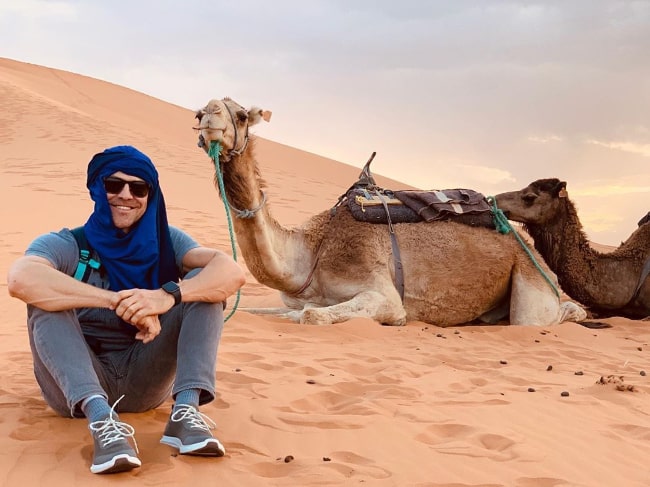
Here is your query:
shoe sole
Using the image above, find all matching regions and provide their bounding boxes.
[160,436,225,456]
[90,454,141,474]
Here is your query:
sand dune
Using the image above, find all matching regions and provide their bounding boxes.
[1,57,648,486]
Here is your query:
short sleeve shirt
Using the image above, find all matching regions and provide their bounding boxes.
[26,225,198,288]
[25,226,199,352]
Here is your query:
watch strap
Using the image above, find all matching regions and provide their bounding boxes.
[162,281,181,306]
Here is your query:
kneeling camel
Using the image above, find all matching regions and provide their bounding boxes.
[194,97,586,327]
[495,178,650,319]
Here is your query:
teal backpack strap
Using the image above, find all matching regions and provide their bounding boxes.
[70,226,101,282]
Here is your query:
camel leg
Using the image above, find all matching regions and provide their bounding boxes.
[235,307,306,323]
[478,297,510,324]
[300,290,406,326]
[509,272,581,326]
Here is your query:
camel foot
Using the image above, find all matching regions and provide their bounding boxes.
[560,301,588,323]
[300,308,332,325]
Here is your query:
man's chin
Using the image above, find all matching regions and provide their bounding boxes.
[111,219,135,233]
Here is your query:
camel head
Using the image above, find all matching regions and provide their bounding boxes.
[194,98,271,160]
[495,178,568,225]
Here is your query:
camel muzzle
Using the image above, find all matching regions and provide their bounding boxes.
[195,127,225,147]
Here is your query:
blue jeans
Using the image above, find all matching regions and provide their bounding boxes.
[26,273,224,418]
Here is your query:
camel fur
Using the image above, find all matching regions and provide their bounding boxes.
[194,98,586,327]
[495,178,650,319]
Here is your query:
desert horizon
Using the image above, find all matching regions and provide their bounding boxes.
[1,57,649,486]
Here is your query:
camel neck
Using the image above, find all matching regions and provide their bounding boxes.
[526,201,603,307]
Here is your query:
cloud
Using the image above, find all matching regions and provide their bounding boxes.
[572,184,650,197]
[527,135,564,143]
[457,164,516,186]
[586,139,650,157]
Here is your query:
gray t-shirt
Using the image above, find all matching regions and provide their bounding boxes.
[25,226,199,352]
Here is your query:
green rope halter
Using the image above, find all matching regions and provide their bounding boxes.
[208,140,241,321]
[487,196,560,298]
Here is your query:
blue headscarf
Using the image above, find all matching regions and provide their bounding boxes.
[83,145,179,291]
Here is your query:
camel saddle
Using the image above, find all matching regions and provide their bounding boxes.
[348,187,494,227]
[338,153,494,229]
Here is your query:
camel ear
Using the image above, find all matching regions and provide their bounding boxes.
[555,181,568,198]
[195,109,205,121]
[248,106,272,126]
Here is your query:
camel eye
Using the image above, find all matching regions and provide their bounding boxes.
[522,194,537,205]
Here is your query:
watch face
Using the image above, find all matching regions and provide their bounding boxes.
[163,282,179,293]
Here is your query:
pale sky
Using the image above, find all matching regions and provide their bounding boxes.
[2,0,649,245]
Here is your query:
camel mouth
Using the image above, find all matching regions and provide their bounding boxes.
[196,128,225,150]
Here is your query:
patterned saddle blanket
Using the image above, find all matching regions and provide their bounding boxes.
[347,187,494,228]
[334,152,494,229]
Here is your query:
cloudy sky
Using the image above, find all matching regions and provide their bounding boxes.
[2,0,649,244]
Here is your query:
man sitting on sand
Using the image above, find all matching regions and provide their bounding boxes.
[7,145,245,474]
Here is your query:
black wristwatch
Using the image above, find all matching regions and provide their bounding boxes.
[161,281,182,306]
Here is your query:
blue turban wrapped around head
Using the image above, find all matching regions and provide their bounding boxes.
[84,145,179,291]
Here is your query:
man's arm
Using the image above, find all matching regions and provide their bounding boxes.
[8,255,162,343]
[113,247,246,325]
[178,247,246,303]
[7,256,115,311]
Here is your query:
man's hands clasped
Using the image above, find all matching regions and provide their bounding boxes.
[110,288,177,343]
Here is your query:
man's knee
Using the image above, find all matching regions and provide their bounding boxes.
[180,268,227,310]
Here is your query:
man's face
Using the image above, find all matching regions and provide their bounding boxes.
[103,171,149,233]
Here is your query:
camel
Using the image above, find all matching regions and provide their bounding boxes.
[193,97,586,327]
[495,178,650,319]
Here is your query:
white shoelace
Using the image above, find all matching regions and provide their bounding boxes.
[170,405,217,432]
[88,395,139,453]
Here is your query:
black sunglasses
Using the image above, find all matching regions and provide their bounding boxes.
[103,177,150,198]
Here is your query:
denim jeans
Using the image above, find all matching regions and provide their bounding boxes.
[26,272,224,418]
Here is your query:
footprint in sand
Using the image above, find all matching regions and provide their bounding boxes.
[416,422,524,461]
[247,449,391,481]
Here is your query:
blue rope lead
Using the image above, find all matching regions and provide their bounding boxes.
[208,141,241,321]
[487,196,560,298]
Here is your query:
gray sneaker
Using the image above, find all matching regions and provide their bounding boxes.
[88,405,141,474]
[160,405,225,456]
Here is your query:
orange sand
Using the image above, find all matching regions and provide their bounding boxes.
[1,57,648,486]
